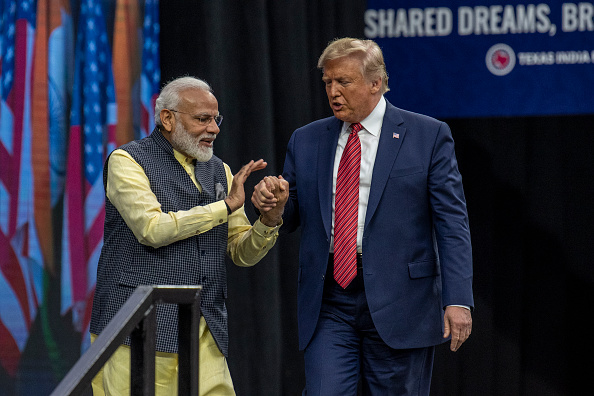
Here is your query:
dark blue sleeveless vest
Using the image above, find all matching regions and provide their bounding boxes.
[90,128,231,356]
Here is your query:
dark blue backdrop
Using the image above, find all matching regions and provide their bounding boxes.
[365,0,594,118]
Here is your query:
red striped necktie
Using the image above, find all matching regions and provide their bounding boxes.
[333,122,362,288]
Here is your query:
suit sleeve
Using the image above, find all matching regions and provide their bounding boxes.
[280,131,301,234]
[428,122,474,310]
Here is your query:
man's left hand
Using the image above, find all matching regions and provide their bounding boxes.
[225,160,267,212]
[443,306,472,352]
[258,176,288,226]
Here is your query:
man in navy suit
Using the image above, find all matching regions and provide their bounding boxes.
[253,38,473,395]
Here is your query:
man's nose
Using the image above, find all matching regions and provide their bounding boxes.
[328,82,340,98]
[206,119,220,134]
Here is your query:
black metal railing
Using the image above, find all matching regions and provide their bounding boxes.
[50,285,202,396]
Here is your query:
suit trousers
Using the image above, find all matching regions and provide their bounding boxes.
[303,255,435,396]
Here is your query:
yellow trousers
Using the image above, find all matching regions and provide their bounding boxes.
[91,317,234,395]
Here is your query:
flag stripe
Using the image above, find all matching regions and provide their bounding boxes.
[0,0,40,374]
[140,0,160,139]
[32,0,55,276]
[61,0,117,336]
[65,125,85,305]
[0,316,21,376]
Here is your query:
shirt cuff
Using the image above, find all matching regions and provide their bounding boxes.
[448,305,471,310]
[253,217,282,237]
[211,200,228,225]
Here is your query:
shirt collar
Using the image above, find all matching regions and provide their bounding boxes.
[342,96,386,137]
[173,148,195,167]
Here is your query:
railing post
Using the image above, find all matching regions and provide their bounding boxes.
[49,285,202,396]
[177,288,201,395]
[130,303,157,396]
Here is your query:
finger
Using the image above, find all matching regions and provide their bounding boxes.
[251,159,268,172]
[251,195,274,211]
[269,178,286,200]
[451,337,460,352]
[280,179,289,192]
[453,322,472,351]
[244,160,268,180]
[240,160,256,177]
[257,192,277,204]
[462,324,472,343]
[264,176,277,193]
[235,161,254,181]
[277,176,288,191]
[257,180,276,200]
[450,324,461,351]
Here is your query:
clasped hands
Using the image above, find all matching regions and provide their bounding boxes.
[251,174,288,227]
[224,159,288,227]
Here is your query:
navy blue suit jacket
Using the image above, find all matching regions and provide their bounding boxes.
[281,99,474,351]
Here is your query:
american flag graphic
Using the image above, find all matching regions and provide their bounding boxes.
[1,0,159,384]
[60,0,117,346]
[140,0,160,139]
[0,0,44,377]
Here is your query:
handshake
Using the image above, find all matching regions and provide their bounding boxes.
[223,159,289,227]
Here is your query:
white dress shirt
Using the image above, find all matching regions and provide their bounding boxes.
[330,97,386,253]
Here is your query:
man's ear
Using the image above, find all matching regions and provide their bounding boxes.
[160,109,174,132]
[370,77,382,94]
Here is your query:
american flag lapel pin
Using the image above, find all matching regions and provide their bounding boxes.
[393,132,399,139]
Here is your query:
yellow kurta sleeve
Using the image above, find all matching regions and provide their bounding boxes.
[106,149,281,264]
[217,160,282,267]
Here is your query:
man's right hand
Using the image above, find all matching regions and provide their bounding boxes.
[225,160,267,213]
[252,176,289,226]
[252,176,283,213]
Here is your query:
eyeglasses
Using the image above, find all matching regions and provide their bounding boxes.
[168,109,223,126]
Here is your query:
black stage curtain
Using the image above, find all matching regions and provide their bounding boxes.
[161,2,594,395]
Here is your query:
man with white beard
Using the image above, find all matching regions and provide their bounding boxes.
[90,76,287,395]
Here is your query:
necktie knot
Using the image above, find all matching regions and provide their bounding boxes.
[350,123,363,135]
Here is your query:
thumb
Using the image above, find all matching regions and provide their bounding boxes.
[278,175,288,191]
[443,317,451,338]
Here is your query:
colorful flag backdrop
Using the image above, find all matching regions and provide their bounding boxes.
[0,0,41,379]
[141,0,160,140]
[60,0,117,353]
[34,0,74,384]
[0,0,160,393]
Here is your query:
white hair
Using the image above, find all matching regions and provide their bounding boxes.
[154,76,212,127]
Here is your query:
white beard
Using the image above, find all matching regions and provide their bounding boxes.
[171,122,215,162]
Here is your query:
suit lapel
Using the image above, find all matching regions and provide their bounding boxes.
[318,118,342,240]
[365,103,406,229]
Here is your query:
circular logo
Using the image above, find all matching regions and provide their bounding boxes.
[485,44,516,76]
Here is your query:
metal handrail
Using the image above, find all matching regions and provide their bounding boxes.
[50,285,202,396]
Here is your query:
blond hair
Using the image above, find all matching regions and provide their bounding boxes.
[318,37,389,94]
